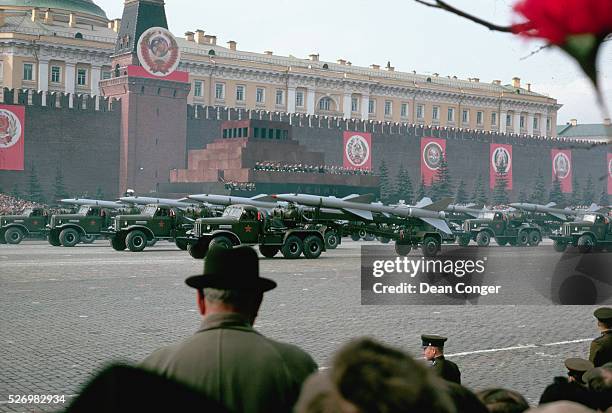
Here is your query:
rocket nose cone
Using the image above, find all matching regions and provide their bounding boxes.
[440,211,446,219]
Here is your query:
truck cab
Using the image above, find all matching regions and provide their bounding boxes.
[46,205,111,247]
[460,211,542,247]
[551,213,612,252]
[0,207,49,244]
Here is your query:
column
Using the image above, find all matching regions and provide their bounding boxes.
[306,87,315,115]
[343,92,352,120]
[361,94,370,120]
[287,86,296,113]
[514,112,521,134]
[526,112,534,135]
[65,62,76,108]
[499,110,507,133]
[38,59,49,105]
[90,65,102,96]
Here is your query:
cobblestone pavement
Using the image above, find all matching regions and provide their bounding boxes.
[0,239,608,412]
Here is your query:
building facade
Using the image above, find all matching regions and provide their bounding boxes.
[0,0,561,135]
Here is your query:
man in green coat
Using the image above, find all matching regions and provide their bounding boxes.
[141,246,318,413]
[589,307,612,367]
[421,334,461,384]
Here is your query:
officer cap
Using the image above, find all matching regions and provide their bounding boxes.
[594,307,612,323]
[421,334,447,348]
[564,358,594,374]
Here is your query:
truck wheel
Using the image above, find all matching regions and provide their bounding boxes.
[81,234,96,244]
[5,227,25,244]
[175,239,188,250]
[363,233,375,241]
[259,245,280,258]
[48,231,61,246]
[126,230,147,252]
[358,229,367,238]
[528,231,541,246]
[395,242,411,256]
[496,238,508,246]
[421,236,440,257]
[0,233,6,244]
[350,233,361,241]
[577,234,595,253]
[146,239,157,247]
[59,228,80,247]
[379,237,390,244]
[187,239,208,259]
[553,239,568,252]
[281,235,303,259]
[476,231,491,247]
[324,231,338,249]
[209,236,233,251]
[517,231,529,247]
[458,235,470,247]
[111,235,127,251]
[303,235,324,259]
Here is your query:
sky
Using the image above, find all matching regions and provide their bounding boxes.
[96,0,612,125]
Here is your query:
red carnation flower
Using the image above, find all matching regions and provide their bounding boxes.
[512,0,612,44]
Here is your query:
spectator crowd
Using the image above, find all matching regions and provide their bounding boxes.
[254,161,375,176]
[223,182,257,192]
[64,245,612,413]
[0,193,44,214]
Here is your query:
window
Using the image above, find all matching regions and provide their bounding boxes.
[384,100,392,116]
[23,63,34,81]
[194,80,203,97]
[319,97,331,111]
[462,109,469,123]
[351,97,358,112]
[0,61,3,81]
[77,68,87,86]
[416,104,424,119]
[236,85,245,102]
[546,117,551,131]
[476,111,483,125]
[296,91,304,107]
[101,71,111,80]
[506,114,512,126]
[256,87,265,103]
[368,99,375,114]
[432,106,439,120]
[491,112,497,126]
[447,108,455,122]
[520,115,525,129]
[215,83,225,100]
[400,103,408,118]
[51,66,61,83]
[533,116,539,130]
[275,89,284,105]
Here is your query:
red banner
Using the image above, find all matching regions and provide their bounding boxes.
[343,131,372,170]
[608,153,612,195]
[420,137,447,186]
[489,143,513,190]
[0,104,25,171]
[551,149,572,193]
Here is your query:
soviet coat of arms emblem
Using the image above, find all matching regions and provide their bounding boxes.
[0,109,22,149]
[137,27,181,76]
[422,142,443,170]
[491,147,511,175]
[553,153,571,180]
[345,135,370,167]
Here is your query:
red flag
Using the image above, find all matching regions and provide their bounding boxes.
[608,153,612,195]
[490,143,513,190]
[420,137,446,186]
[0,104,25,171]
[343,131,372,170]
[551,149,572,193]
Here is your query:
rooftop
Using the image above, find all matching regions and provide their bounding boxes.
[0,0,107,19]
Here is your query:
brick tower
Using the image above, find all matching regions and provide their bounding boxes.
[100,0,190,196]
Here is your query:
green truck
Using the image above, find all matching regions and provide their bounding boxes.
[550,213,612,253]
[186,204,327,259]
[46,205,113,247]
[0,207,49,244]
[107,204,193,252]
[459,211,543,247]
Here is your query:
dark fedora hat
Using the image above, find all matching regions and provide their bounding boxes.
[185,246,277,292]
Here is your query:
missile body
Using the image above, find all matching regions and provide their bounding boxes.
[188,194,279,209]
[119,196,204,210]
[60,198,125,209]
[509,202,576,221]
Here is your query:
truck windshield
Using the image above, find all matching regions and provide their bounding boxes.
[22,208,33,216]
[77,206,89,215]
[479,212,496,220]
[582,214,597,223]
[142,206,158,216]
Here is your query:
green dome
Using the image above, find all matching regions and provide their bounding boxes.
[2,0,108,19]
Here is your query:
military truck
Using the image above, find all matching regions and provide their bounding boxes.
[0,207,49,244]
[185,204,327,259]
[46,205,113,247]
[550,213,612,253]
[107,204,193,252]
[458,211,543,247]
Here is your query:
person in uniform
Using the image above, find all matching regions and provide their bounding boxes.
[421,334,461,384]
[589,307,612,367]
[564,358,594,386]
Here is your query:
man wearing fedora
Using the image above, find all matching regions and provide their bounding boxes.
[140,246,318,413]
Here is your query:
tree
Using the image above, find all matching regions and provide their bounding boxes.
[471,174,488,206]
[378,160,392,204]
[10,183,21,199]
[455,179,468,204]
[583,174,595,205]
[572,176,582,207]
[530,169,546,205]
[492,172,509,205]
[53,167,69,204]
[548,177,565,205]
[430,156,453,201]
[599,185,609,206]
[26,166,45,204]
[394,165,414,205]
[518,189,528,203]
[95,186,105,200]
[415,176,428,202]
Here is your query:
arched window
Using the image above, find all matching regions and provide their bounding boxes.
[319,97,332,111]
[74,32,83,39]
[208,49,216,56]
[322,63,329,69]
